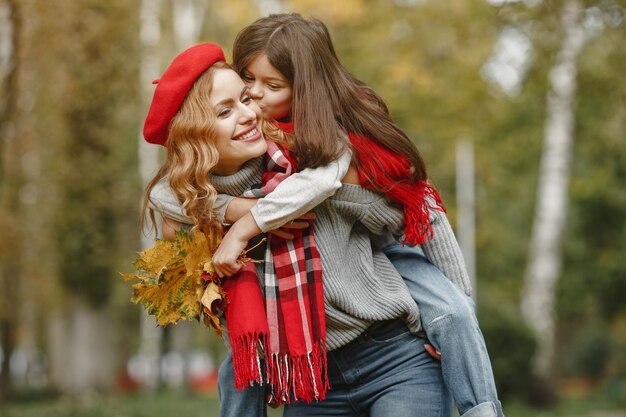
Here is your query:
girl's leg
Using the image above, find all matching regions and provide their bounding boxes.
[283,320,453,417]
[384,242,504,417]
[218,333,267,417]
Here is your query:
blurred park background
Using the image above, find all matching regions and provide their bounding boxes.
[0,0,625,416]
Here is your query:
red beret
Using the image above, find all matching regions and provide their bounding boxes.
[143,43,226,146]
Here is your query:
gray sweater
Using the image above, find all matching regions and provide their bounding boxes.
[150,157,471,350]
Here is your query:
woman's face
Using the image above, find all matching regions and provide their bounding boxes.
[210,68,267,175]
[241,53,293,121]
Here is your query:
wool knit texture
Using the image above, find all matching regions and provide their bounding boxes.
[211,157,421,349]
[149,155,472,295]
[149,157,473,349]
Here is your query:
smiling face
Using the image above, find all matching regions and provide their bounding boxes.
[209,68,268,175]
[241,53,293,121]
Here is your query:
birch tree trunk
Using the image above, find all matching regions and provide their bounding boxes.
[137,0,164,390]
[171,0,208,51]
[169,0,209,389]
[0,0,20,402]
[44,0,141,396]
[456,139,476,299]
[254,0,286,15]
[136,0,210,390]
[520,0,586,402]
[48,301,115,395]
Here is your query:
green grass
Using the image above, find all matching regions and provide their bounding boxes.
[1,388,625,417]
[0,390,283,417]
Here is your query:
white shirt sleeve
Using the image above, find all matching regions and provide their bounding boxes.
[148,178,191,224]
[148,177,234,225]
[250,147,352,232]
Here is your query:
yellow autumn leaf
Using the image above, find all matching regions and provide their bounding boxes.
[203,306,222,336]
[122,230,223,328]
[131,267,202,326]
[201,282,227,336]
[201,281,225,312]
[134,238,179,277]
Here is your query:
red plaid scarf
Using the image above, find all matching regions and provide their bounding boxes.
[222,140,328,405]
[276,120,445,245]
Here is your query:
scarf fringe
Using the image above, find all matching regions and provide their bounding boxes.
[402,181,446,246]
[231,332,329,405]
[266,340,329,405]
[231,332,268,390]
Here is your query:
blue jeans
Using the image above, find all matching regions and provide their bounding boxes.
[283,320,453,417]
[217,332,267,417]
[218,322,451,417]
[384,242,504,417]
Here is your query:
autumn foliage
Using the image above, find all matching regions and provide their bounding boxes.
[121,230,226,334]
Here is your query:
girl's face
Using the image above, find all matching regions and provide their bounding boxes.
[241,53,292,121]
[210,68,267,175]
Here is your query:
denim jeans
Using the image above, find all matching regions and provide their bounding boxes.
[217,332,267,417]
[384,242,504,417]
[283,320,453,417]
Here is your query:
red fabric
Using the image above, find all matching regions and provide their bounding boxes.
[224,140,328,404]
[263,228,328,404]
[349,134,446,245]
[143,43,226,146]
[222,264,268,387]
[275,120,446,245]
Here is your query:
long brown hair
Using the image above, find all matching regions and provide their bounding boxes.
[232,13,428,181]
[141,62,229,237]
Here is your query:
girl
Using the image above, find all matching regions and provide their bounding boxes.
[144,42,452,417]
[210,13,505,417]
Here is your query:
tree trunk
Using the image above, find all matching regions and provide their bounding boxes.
[456,138,476,299]
[46,0,141,396]
[520,0,586,405]
[136,0,213,390]
[171,0,209,51]
[48,299,115,396]
[254,0,286,15]
[137,0,165,390]
[0,0,20,402]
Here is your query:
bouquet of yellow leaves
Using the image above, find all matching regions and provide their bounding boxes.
[121,229,227,335]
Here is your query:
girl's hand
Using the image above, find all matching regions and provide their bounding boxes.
[424,343,441,361]
[268,212,316,240]
[212,212,316,276]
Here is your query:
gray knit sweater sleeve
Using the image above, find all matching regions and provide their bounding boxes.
[423,209,472,296]
[147,157,263,225]
[333,186,472,296]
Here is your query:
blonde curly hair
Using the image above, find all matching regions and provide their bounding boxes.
[142,62,283,238]
[142,62,225,237]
